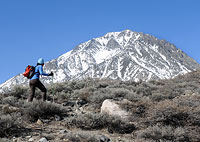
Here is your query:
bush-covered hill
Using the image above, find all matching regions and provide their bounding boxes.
[1,70,200,141]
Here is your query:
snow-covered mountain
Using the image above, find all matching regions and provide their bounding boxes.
[1,29,200,92]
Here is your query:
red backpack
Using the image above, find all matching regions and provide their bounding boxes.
[23,65,35,79]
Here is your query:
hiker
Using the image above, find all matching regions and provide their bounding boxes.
[28,58,53,102]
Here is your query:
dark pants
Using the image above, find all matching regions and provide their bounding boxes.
[28,79,47,102]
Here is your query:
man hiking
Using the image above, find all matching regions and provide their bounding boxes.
[28,58,53,102]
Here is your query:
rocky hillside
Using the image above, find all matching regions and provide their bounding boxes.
[1,70,200,141]
[1,29,200,92]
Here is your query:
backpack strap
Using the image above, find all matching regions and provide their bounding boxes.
[34,65,39,74]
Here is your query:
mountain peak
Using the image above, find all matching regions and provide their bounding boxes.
[1,30,200,92]
[104,29,135,38]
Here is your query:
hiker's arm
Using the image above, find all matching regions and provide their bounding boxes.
[39,66,49,76]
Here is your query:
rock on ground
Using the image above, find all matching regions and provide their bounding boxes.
[101,99,131,120]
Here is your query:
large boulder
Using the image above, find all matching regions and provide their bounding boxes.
[101,99,131,120]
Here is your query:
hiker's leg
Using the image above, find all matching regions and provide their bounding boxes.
[36,80,47,101]
[28,80,36,102]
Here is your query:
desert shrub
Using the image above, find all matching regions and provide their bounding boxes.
[108,80,126,89]
[124,92,141,101]
[65,112,135,134]
[10,86,29,99]
[136,84,152,96]
[88,92,111,108]
[54,91,72,103]
[149,80,166,86]
[23,100,65,121]
[188,106,200,126]
[155,79,200,100]
[47,82,74,100]
[185,126,200,142]
[181,82,199,92]
[148,100,190,127]
[150,93,170,102]
[73,87,113,106]
[112,88,131,98]
[173,95,200,108]
[96,81,109,88]
[120,101,147,120]
[75,80,87,89]
[0,114,22,137]
[107,117,136,134]
[74,88,95,102]
[144,83,160,92]
[64,132,99,142]
[1,96,18,106]
[68,81,86,90]
[66,113,108,130]
[153,81,181,99]
[87,89,113,106]
[123,80,138,87]
[173,71,200,84]
[75,79,93,88]
[145,97,200,141]
[50,83,66,93]
[0,93,8,102]
[137,125,189,141]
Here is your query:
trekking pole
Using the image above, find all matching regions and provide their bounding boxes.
[52,76,55,103]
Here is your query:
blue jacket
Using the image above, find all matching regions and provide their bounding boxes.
[30,65,49,80]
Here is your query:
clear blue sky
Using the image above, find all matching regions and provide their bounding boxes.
[0,0,200,84]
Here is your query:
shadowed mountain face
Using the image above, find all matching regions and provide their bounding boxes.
[1,30,200,92]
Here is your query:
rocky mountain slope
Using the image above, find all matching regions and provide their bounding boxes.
[1,29,200,92]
